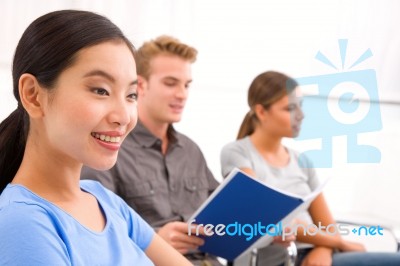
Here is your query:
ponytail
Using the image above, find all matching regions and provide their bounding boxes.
[236,111,256,140]
[0,107,28,193]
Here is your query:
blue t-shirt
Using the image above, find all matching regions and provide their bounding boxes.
[0,180,155,265]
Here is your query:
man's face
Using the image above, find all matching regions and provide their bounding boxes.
[138,54,192,125]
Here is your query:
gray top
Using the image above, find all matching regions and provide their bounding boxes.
[220,136,320,265]
[221,136,319,224]
[82,121,219,228]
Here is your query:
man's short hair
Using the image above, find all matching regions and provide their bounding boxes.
[136,35,198,79]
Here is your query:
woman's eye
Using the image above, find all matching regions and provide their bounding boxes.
[286,105,296,111]
[93,88,109,96]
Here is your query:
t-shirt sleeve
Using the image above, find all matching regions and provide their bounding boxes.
[306,165,319,191]
[295,151,320,191]
[0,203,71,266]
[125,205,155,251]
[220,141,252,178]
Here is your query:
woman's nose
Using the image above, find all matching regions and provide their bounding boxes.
[108,99,133,126]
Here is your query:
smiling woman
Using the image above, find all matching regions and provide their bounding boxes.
[0,10,191,266]
[41,41,138,170]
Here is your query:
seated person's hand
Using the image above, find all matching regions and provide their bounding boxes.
[301,246,332,266]
[273,226,296,247]
[157,221,205,254]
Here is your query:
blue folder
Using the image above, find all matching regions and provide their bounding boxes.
[189,168,326,261]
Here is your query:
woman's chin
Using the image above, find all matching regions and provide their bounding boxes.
[290,132,300,139]
[291,128,301,138]
[85,159,117,171]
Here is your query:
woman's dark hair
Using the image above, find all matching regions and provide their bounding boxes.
[237,71,298,139]
[0,10,135,193]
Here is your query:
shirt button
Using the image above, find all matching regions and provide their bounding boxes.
[192,186,197,190]
[150,189,154,195]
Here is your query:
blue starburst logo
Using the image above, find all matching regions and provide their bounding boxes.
[294,39,382,168]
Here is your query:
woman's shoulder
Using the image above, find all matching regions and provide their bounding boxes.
[0,187,70,265]
[0,187,57,234]
[0,184,47,209]
[222,136,251,153]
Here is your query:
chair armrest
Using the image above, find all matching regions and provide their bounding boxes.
[285,241,297,266]
[248,241,297,266]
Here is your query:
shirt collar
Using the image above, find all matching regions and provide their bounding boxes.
[131,120,180,148]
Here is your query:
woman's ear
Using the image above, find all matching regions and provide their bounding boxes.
[19,73,46,118]
[254,104,266,121]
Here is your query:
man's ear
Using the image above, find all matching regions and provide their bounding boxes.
[19,73,46,118]
[137,75,147,97]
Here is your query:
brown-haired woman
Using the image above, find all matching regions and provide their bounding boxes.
[221,70,400,266]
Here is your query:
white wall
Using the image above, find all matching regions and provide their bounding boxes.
[1,0,399,232]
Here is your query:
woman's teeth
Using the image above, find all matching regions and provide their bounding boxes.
[91,133,121,143]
